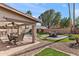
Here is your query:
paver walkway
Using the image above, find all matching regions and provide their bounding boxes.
[50,42,79,56]
[15,40,52,56]
[17,40,79,56]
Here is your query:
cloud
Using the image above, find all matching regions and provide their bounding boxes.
[23,3,47,17]
[7,3,47,17]
[60,3,67,8]
[75,9,79,17]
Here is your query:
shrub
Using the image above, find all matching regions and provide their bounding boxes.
[68,35,76,40]
[38,32,48,35]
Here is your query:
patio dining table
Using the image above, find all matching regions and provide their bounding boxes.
[8,33,18,45]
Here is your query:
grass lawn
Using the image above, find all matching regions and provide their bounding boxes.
[44,38,74,42]
[35,48,69,56]
[37,33,79,42]
[64,34,79,38]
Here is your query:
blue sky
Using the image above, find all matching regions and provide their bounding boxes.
[6,3,79,18]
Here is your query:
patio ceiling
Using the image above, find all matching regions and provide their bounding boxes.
[0,3,39,26]
[0,16,31,29]
[3,17,32,25]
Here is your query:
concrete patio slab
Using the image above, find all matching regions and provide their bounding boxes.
[47,35,68,40]
[0,41,40,56]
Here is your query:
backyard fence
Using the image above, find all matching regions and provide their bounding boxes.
[43,28,70,34]
[42,28,79,34]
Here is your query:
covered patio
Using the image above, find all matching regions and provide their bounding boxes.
[0,3,38,47]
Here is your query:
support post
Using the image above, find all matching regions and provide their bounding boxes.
[32,24,37,43]
[17,26,19,36]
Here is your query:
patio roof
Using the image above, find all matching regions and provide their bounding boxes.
[0,3,39,22]
[0,3,37,43]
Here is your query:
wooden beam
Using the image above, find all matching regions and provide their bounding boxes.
[3,16,35,24]
[0,26,18,29]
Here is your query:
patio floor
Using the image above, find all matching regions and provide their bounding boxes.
[0,41,40,56]
[0,35,35,51]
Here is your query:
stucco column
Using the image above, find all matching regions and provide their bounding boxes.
[17,26,19,35]
[32,24,37,43]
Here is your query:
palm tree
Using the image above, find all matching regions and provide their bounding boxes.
[38,9,61,29]
[68,3,71,18]
[60,17,70,28]
[68,3,72,33]
[73,3,79,45]
[26,10,32,16]
[76,16,79,28]
[73,3,75,33]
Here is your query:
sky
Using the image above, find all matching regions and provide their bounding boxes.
[6,3,79,19]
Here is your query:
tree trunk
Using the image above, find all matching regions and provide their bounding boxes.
[68,3,72,33]
[73,3,75,33]
[76,39,79,45]
[68,3,71,18]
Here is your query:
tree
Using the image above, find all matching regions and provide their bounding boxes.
[68,3,71,19]
[38,9,61,29]
[26,10,32,16]
[60,17,70,28]
[75,16,79,28]
[68,3,72,33]
[73,3,75,33]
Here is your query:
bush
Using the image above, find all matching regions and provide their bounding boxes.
[38,32,48,35]
[68,35,76,40]
[69,43,76,48]
[49,33,57,37]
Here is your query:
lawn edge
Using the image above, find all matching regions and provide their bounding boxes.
[33,46,49,56]
[34,46,76,56]
[50,47,76,56]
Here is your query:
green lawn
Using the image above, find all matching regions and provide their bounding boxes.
[35,48,69,56]
[64,34,79,38]
[44,38,74,42]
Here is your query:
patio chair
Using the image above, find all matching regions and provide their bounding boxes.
[16,33,25,42]
[7,34,17,45]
